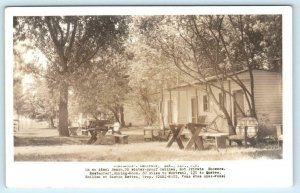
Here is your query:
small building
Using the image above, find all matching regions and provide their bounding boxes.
[158,69,282,133]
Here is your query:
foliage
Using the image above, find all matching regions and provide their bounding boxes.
[13,15,282,133]
[14,16,129,135]
[127,19,181,125]
[23,78,59,127]
[137,15,282,132]
[72,49,131,125]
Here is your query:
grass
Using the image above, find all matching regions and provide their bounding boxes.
[14,126,282,162]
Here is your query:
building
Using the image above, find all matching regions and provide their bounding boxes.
[158,69,282,133]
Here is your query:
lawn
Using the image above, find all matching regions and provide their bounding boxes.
[14,126,282,162]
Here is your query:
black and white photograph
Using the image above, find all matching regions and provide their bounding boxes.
[5,6,293,188]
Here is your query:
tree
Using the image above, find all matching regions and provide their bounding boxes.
[72,47,131,126]
[138,15,282,134]
[127,19,180,126]
[22,78,59,128]
[14,16,128,136]
[13,50,24,120]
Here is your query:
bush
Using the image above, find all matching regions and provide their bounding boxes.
[256,114,276,142]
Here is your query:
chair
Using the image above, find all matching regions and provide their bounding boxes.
[274,124,283,148]
[113,122,121,134]
[228,117,258,147]
[143,126,162,141]
[158,129,172,141]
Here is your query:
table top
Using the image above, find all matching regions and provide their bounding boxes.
[170,123,208,127]
[87,127,109,131]
[186,123,208,127]
[199,132,228,137]
[169,123,185,127]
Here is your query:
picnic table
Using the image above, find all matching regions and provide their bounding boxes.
[184,123,207,150]
[166,124,186,149]
[86,127,110,144]
[85,121,129,145]
[166,123,228,150]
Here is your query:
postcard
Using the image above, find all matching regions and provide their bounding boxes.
[5,6,292,188]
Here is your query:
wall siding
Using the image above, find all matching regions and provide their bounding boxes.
[160,70,282,131]
[253,70,282,124]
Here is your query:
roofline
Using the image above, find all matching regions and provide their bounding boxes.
[169,68,281,90]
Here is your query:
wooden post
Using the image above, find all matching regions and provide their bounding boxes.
[195,88,199,123]
[244,126,248,147]
[186,89,189,123]
[161,87,165,129]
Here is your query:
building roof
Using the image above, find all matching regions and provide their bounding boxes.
[169,69,281,90]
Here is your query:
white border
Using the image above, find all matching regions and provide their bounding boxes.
[5,6,293,188]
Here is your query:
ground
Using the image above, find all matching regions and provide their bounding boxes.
[14,125,282,161]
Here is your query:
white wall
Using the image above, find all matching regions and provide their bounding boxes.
[160,70,282,132]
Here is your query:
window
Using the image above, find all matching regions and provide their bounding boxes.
[219,92,226,110]
[203,95,210,112]
[191,97,198,123]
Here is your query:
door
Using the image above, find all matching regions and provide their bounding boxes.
[191,97,198,123]
[233,90,244,126]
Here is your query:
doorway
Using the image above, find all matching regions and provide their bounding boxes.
[233,90,244,126]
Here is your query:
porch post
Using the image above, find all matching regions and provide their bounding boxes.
[186,89,189,123]
[195,88,199,123]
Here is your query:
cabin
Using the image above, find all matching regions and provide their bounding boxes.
[158,69,282,134]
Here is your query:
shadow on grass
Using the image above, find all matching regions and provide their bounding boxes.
[14,148,283,162]
[14,153,108,162]
[14,136,89,146]
[242,149,282,159]
[14,134,146,147]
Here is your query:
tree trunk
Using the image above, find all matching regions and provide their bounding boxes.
[58,83,70,136]
[112,109,120,123]
[248,69,257,118]
[207,85,236,135]
[49,116,55,128]
[161,87,165,129]
[120,106,125,127]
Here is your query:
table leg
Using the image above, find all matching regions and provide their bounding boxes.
[194,136,204,150]
[166,125,184,149]
[176,134,185,149]
[166,127,177,147]
[87,130,97,144]
[93,130,109,145]
[185,128,203,150]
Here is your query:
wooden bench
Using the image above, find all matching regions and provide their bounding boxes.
[228,117,258,147]
[199,132,228,149]
[114,134,128,144]
[158,129,172,141]
[81,128,89,136]
[143,127,161,141]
